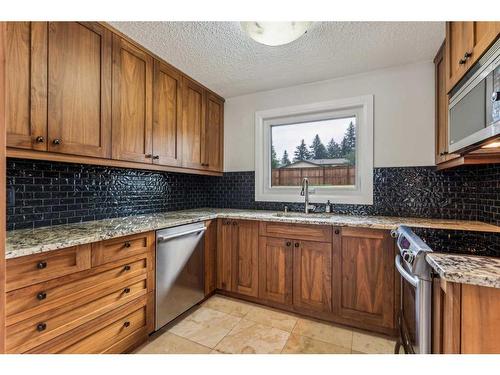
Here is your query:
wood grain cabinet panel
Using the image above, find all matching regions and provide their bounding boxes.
[217,220,259,297]
[205,93,224,172]
[112,35,153,163]
[6,22,47,150]
[204,220,217,296]
[259,221,332,242]
[332,227,395,331]
[91,232,154,267]
[258,236,293,306]
[47,22,112,158]
[293,240,332,313]
[181,76,207,169]
[231,220,259,297]
[6,245,91,292]
[153,60,182,166]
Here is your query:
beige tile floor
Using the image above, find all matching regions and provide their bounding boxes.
[135,295,397,354]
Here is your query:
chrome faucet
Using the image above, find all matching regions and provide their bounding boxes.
[300,178,316,213]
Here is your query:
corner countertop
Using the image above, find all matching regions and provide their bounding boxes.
[6,208,499,260]
[426,253,500,289]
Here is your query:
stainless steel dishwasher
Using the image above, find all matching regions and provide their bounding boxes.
[155,222,206,331]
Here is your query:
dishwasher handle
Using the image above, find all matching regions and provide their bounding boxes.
[157,227,206,243]
[395,255,419,288]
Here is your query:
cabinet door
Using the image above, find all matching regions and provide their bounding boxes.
[181,76,206,169]
[468,22,500,69]
[258,236,293,306]
[446,22,472,92]
[112,35,153,163]
[231,220,259,297]
[432,278,461,354]
[6,22,47,150]
[332,227,395,330]
[205,93,224,172]
[434,42,459,165]
[152,60,182,166]
[293,240,332,313]
[47,22,112,158]
[216,219,233,291]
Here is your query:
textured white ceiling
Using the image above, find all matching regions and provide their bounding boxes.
[109,21,445,98]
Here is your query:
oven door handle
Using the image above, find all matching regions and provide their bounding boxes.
[395,255,419,288]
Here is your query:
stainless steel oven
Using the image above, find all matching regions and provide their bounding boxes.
[392,226,433,354]
[448,37,500,153]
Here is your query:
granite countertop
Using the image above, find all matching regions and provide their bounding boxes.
[6,208,500,259]
[426,253,500,289]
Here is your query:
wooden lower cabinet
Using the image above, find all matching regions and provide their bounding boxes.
[292,240,332,313]
[204,219,217,296]
[332,227,396,333]
[217,219,259,297]
[5,232,155,354]
[258,236,293,306]
[433,279,500,354]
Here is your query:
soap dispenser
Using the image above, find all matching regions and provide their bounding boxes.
[325,200,331,213]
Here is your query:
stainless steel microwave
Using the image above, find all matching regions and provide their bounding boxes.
[448,37,500,153]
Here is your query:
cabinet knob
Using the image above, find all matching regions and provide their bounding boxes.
[37,261,47,270]
[286,241,291,247]
[464,51,472,59]
[36,322,47,332]
[52,138,61,145]
[124,241,131,248]
[459,58,467,65]
[123,287,131,294]
[35,136,45,143]
[145,154,152,158]
[153,155,159,160]
[124,265,131,271]
[37,291,47,301]
[334,229,340,235]
[294,242,300,247]
[439,151,449,156]
[232,221,237,226]
[201,163,209,167]
[123,321,131,328]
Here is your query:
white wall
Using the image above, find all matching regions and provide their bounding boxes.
[224,61,435,172]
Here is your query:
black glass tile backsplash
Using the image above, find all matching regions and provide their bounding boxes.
[7,158,211,230]
[6,159,499,236]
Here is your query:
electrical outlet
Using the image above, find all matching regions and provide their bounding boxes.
[7,186,15,206]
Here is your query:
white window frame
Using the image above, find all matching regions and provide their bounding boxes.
[255,95,374,205]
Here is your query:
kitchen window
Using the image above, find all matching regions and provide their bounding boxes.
[255,96,374,204]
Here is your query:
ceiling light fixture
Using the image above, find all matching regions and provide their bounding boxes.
[240,21,313,46]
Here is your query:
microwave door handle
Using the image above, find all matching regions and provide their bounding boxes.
[395,255,419,288]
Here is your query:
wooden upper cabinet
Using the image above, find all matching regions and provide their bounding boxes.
[181,77,207,169]
[435,42,459,165]
[332,227,395,331]
[6,22,47,151]
[152,60,182,166]
[112,35,153,163]
[446,21,500,92]
[231,220,259,297]
[293,240,332,313]
[47,22,112,158]
[205,93,224,172]
[258,236,293,306]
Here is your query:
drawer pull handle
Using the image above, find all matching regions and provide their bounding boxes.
[294,242,300,247]
[37,292,47,301]
[124,265,131,271]
[123,287,131,294]
[124,241,131,248]
[123,321,131,328]
[36,322,47,332]
[37,261,47,269]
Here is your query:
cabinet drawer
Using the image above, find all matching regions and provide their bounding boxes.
[91,232,154,267]
[6,245,91,292]
[259,221,332,242]
[6,256,148,325]
[6,278,147,353]
[61,305,147,354]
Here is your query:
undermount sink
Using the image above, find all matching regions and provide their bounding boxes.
[272,212,333,219]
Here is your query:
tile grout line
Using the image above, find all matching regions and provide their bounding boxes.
[280,319,299,354]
